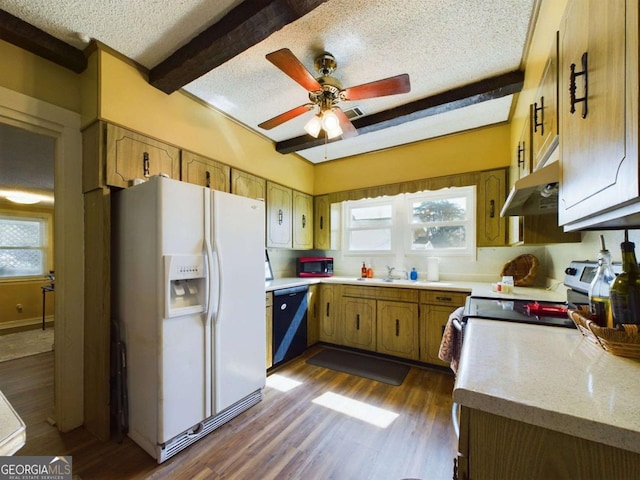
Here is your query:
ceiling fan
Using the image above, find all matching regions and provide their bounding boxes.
[258,48,411,140]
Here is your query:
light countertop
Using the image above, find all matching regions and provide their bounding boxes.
[0,390,26,456]
[453,319,640,454]
[266,276,567,303]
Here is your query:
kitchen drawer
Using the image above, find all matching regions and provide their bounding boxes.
[420,290,468,306]
[342,285,419,303]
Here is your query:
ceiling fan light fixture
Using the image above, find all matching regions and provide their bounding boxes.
[321,110,343,139]
[304,115,322,138]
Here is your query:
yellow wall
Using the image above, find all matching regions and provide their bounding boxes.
[0,39,82,113]
[314,123,511,194]
[95,49,315,193]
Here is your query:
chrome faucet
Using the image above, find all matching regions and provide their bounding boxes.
[385,265,395,279]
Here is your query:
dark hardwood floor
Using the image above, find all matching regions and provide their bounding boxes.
[0,347,457,480]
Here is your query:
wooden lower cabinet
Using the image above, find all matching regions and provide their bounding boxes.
[266,291,273,369]
[342,297,376,351]
[318,284,340,344]
[376,300,419,360]
[419,290,468,366]
[307,284,319,346]
[458,407,640,480]
[420,304,456,367]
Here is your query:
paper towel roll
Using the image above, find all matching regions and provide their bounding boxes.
[427,257,439,281]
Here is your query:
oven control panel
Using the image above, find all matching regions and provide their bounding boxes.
[563,260,621,295]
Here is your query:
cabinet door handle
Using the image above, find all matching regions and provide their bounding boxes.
[205,171,211,188]
[278,209,283,225]
[517,142,525,168]
[326,302,330,317]
[489,199,495,218]
[436,296,453,302]
[533,96,544,135]
[320,215,324,230]
[441,325,446,336]
[395,319,400,336]
[143,151,150,178]
[569,52,588,119]
[302,214,306,229]
[356,314,360,330]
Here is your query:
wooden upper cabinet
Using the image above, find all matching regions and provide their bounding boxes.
[266,181,292,248]
[181,151,230,191]
[105,124,180,188]
[292,190,313,250]
[477,169,507,247]
[531,33,559,170]
[314,195,331,250]
[231,169,266,200]
[559,0,633,228]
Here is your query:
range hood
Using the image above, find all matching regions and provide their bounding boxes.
[500,161,559,217]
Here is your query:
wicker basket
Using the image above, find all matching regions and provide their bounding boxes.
[568,308,640,359]
[500,254,539,286]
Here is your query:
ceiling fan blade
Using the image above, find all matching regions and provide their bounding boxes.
[266,48,322,92]
[258,104,313,130]
[334,108,358,138]
[341,73,411,101]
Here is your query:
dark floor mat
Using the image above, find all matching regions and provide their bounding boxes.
[306,349,410,386]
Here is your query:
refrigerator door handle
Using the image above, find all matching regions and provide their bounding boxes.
[203,190,214,418]
[211,241,222,325]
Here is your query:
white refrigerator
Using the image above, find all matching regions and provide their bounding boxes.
[113,175,265,462]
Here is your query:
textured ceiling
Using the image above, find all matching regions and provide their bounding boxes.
[0,0,536,193]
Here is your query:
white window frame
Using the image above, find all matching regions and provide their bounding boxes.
[405,186,476,258]
[341,186,476,259]
[342,196,396,254]
[0,212,51,280]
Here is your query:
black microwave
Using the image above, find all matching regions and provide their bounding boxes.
[296,257,333,277]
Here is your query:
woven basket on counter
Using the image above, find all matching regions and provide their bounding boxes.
[500,254,539,286]
[568,308,640,359]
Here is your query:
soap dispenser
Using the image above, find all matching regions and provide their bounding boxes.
[410,268,418,281]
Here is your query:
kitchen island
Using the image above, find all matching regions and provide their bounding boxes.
[454,319,640,478]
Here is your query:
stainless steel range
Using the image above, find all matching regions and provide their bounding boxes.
[563,259,622,306]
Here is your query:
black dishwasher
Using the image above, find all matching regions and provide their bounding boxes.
[272,285,308,366]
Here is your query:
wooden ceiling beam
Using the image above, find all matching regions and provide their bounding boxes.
[149,0,330,94]
[0,8,86,73]
[275,70,525,154]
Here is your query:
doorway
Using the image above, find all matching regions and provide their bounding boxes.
[0,85,84,432]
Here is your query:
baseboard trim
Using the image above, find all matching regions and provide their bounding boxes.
[0,317,54,335]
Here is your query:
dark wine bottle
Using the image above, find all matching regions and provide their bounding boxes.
[610,230,640,326]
